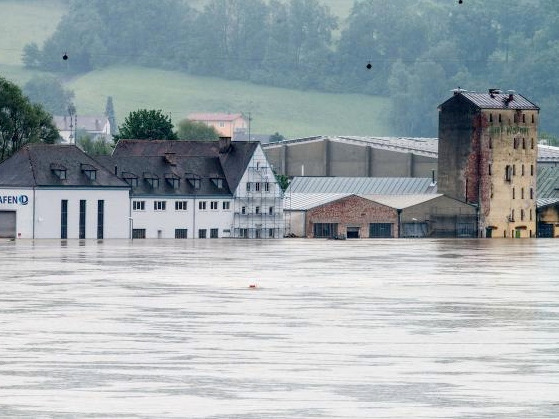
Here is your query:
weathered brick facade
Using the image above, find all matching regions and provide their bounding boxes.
[438,90,539,238]
[306,195,398,238]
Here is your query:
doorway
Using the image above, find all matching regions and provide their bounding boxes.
[346,226,360,239]
[0,211,16,238]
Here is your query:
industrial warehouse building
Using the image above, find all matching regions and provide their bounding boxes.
[284,177,477,238]
[263,135,559,179]
[0,138,284,239]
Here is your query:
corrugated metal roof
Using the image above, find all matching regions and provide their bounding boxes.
[459,91,539,110]
[537,145,559,162]
[285,193,352,210]
[263,136,559,162]
[537,166,559,198]
[286,177,437,194]
[537,197,559,208]
[338,136,438,157]
[263,135,438,158]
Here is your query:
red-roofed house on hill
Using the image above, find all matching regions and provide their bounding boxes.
[187,113,248,140]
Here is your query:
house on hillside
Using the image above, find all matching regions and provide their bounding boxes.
[54,115,112,144]
[98,137,284,239]
[0,144,130,239]
[187,113,248,140]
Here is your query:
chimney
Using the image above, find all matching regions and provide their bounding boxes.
[219,136,231,153]
[488,88,500,98]
[164,152,176,166]
[507,90,515,101]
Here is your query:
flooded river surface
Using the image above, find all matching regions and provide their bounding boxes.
[1,238,559,418]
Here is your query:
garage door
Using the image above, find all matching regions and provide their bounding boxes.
[369,223,393,238]
[0,211,16,238]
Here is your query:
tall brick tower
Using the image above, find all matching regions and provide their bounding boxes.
[438,89,539,238]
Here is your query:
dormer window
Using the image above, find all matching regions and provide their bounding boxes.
[185,173,201,189]
[143,172,159,188]
[211,177,224,189]
[81,164,97,181]
[50,163,67,180]
[165,173,180,189]
[122,172,139,187]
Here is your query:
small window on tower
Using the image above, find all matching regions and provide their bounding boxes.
[505,165,512,182]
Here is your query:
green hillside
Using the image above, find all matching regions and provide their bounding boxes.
[0,0,393,139]
[0,0,65,66]
[69,66,392,138]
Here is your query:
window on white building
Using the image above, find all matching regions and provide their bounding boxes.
[222,201,230,210]
[154,201,166,211]
[210,228,219,238]
[175,201,187,211]
[199,229,207,238]
[210,201,218,210]
[133,201,145,211]
[199,201,207,210]
[132,229,146,239]
[175,229,188,239]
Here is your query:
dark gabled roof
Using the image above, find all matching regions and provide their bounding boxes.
[109,139,258,194]
[96,155,230,196]
[440,91,539,110]
[0,144,129,188]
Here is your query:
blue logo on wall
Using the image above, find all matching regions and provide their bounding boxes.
[0,194,29,205]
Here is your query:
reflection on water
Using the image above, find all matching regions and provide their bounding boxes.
[1,239,559,418]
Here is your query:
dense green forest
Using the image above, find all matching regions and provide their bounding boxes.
[21,0,559,137]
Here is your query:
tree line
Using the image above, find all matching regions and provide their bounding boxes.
[21,0,559,137]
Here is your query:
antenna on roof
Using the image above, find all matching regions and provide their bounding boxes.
[452,87,468,95]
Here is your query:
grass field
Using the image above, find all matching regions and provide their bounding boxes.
[0,0,394,139]
[0,0,65,66]
[69,66,392,138]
